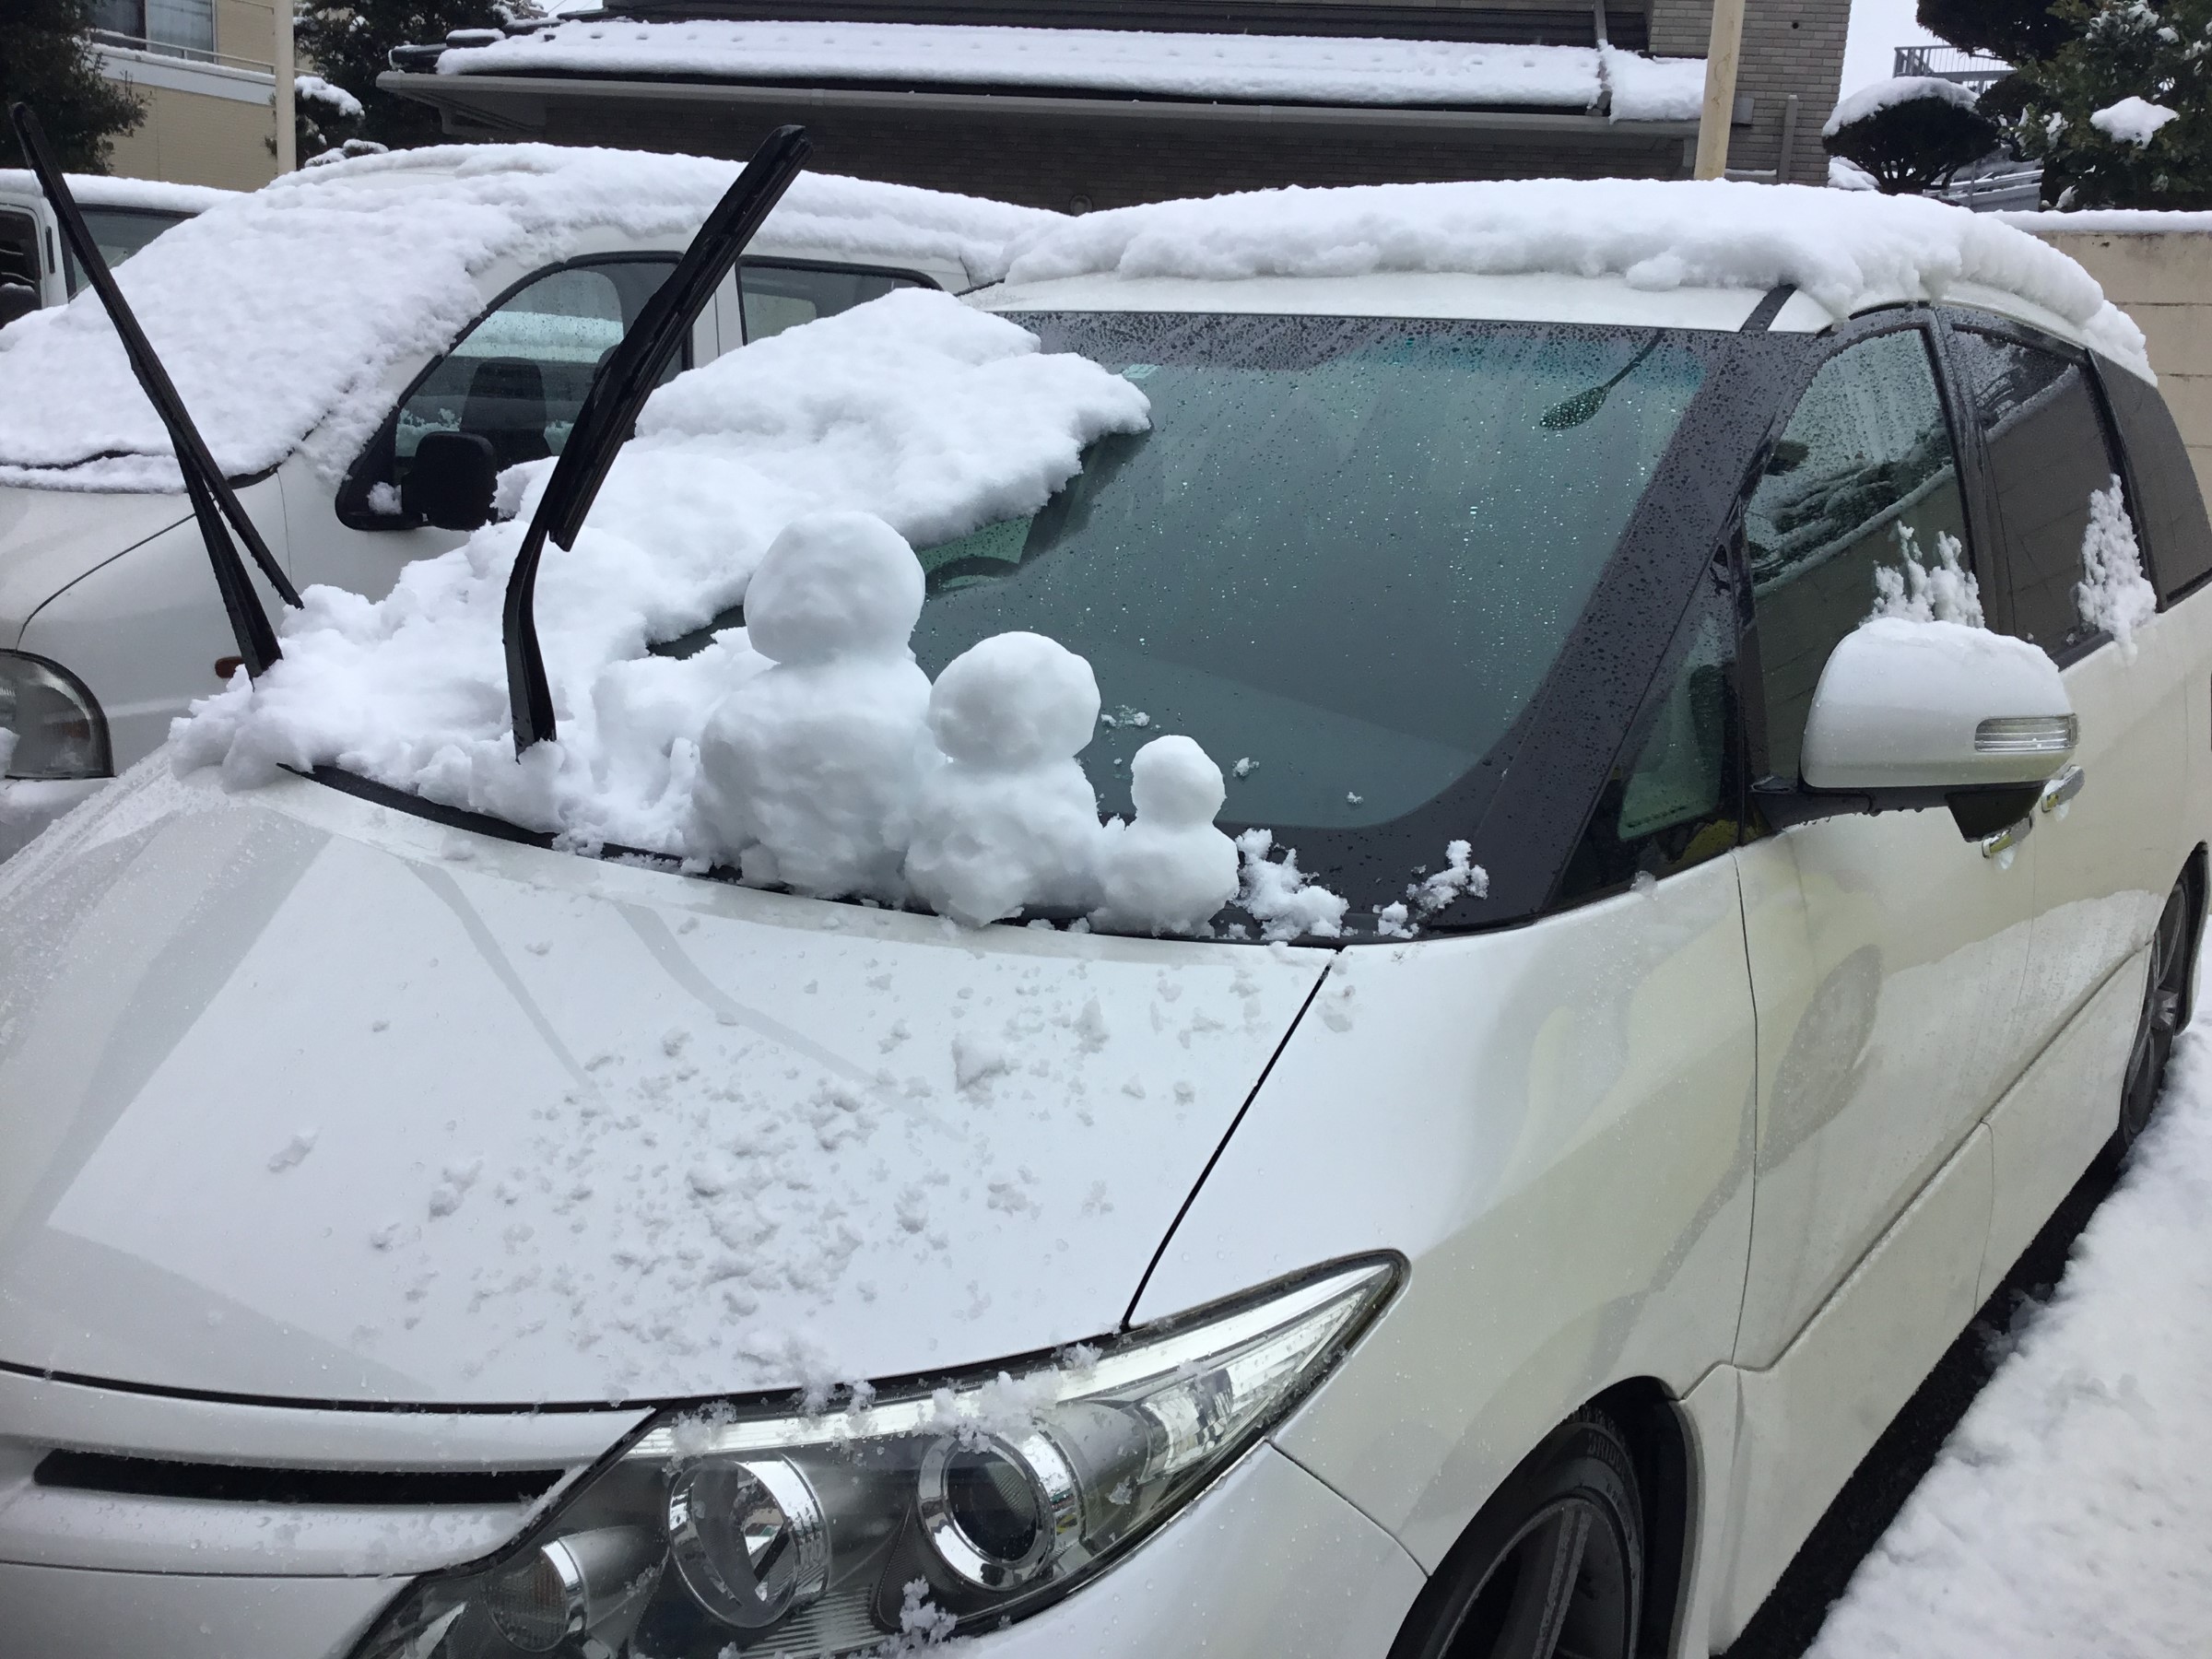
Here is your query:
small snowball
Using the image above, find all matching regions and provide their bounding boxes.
[905,633,1105,926]
[1235,828,1349,941]
[693,512,935,899]
[1092,735,1239,935]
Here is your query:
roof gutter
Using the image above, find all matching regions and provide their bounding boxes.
[376,70,1697,140]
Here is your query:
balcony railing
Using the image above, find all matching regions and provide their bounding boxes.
[88,27,273,76]
[1894,44,2011,89]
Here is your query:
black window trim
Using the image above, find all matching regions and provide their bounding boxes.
[2085,347,2212,608]
[333,252,688,533]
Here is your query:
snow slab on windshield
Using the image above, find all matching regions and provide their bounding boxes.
[1805,950,2212,1659]
[440,17,1704,118]
[0,144,1058,490]
[995,178,2150,377]
[173,289,1150,856]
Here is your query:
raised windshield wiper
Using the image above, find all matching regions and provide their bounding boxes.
[502,124,811,753]
[8,103,302,677]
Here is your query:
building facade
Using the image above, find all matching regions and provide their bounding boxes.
[382,0,1848,212]
[89,0,283,189]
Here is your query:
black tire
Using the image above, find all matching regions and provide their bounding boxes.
[1389,1410,1644,1659]
[2108,876,2195,1163]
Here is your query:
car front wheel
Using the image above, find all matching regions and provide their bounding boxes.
[1391,1411,1644,1659]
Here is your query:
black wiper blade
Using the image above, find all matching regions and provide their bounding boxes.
[8,103,301,680]
[501,124,812,753]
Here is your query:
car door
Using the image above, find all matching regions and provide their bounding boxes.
[1732,318,2041,1370]
[1940,315,2196,1272]
[284,254,691,603]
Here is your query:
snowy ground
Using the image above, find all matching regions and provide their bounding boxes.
[1797,949,2212,1657]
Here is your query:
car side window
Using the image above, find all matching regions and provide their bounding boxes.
[2097,358,2212,604]
[737,260,928,343]
[1744,326,1972,784]
[342,257,677,525]
[1948,327,2132,657]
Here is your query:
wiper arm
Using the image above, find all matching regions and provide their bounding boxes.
[502,124,812,753]
[8,104,301,680]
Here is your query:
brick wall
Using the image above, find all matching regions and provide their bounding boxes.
[1650,0,1846,185]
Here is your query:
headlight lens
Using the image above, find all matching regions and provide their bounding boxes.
[353,1258,1396,1658]
[0,651,111,781]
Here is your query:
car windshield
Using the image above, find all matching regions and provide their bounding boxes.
[907,311,1716,911]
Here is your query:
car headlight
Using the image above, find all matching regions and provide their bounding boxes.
[0,651,111,781]
[353,1258,1396,1658]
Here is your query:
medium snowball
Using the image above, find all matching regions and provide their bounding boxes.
[1094,735,1239,935]
[905,632,1104,926]
[693,512,935,897]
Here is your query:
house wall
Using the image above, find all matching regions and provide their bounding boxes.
[1649,0,1843,185]
[95,0,277,190]
[2033,229,2212,504]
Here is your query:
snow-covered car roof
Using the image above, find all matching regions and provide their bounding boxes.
[0,144,1060,491]
[436,18,1705,123]
[0,170,236,217]
[984,177,2152,377]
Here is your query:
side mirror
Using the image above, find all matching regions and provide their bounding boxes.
[1801,619,2077,836]
[401,431,499,531]
[0,279,37,328]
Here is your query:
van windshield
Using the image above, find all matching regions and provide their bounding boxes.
[909,312,1716,906]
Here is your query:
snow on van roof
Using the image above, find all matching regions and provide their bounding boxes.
[0,144,1058,491]
[439,18,1706,119]
[0,170,236,217]
[994,178,2152,376]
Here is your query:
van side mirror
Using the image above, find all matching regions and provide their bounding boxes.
[0,278,37,328]
[401,431,499,531]
[1799,619,2077,837]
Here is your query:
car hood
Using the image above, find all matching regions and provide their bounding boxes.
[0,764,1329,1407]
[0,484,191,641]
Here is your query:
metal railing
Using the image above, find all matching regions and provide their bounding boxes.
[1894,44,2012,89]
[88,28,274,76]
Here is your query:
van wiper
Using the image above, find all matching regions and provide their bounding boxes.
[8,104,301,678]
[502,124,811,753]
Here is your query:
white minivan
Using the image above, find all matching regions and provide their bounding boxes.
[0,144,1053,855]
[1,180,2207,1659]
[0,169,229,324]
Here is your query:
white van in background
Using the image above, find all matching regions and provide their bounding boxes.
[0,144,1054,856]
[0,171,232,324]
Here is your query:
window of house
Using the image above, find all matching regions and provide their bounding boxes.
[1744,326,1972,783]
[90,0,214,55]
[1949,328,2131,657]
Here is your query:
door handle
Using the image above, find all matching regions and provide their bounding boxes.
[2041,763,2086,814]
[1982,813,2034,860]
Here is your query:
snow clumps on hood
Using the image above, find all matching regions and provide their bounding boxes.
[997,178,2150,378]
[170,288,1149,853]
[0,144,1058,489]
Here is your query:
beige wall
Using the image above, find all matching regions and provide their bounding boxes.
[2032,229,2212,506]
[94,0,281,190]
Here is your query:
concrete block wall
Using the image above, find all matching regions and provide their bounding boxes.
[1650,0,1845,184]
[2033,229,2212,503]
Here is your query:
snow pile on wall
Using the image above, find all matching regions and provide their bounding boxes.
[2090,95,2179,147]
[1803,954,2212,1659]
[441,18,1700,115]
[998,178,2150,377]
[0,170,236,217]
[1820,74,1981,137]
[0,145,1058,490]
[2003,206,2212,233]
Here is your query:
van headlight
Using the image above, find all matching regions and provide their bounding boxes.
[0,652,112,781]
[352,1259,1396,1659]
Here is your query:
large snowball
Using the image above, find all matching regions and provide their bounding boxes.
[926,631,1100,768]
[744,511,926,665]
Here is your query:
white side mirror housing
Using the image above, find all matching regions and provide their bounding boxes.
[1803,618,2077,792]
